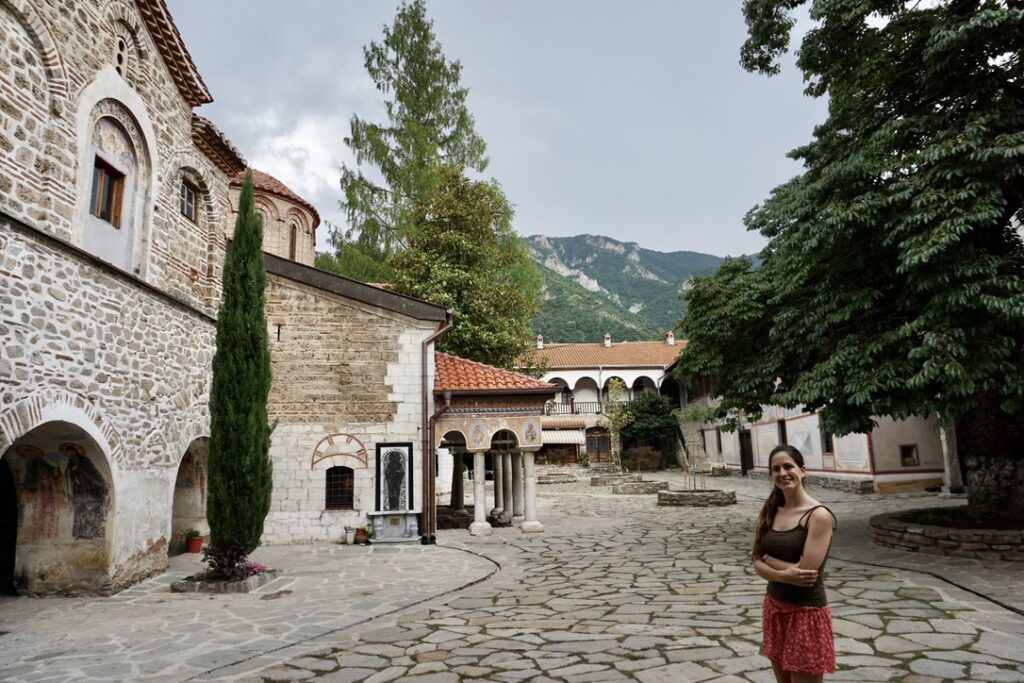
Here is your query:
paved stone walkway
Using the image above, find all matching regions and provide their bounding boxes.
[1,473,1023,682]
[0,544,495,682]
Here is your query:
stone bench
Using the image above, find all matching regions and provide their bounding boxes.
[657,490,736,507]
[612,481,669,495]
[590,473,642,487]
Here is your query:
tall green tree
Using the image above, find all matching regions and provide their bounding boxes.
[678,1,1024,520]
[390,166,540,370]
[337,0,488,260]
[207,172,274,565]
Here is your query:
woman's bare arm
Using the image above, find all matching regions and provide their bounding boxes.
[797,508,834,570]
[762,554,796,571]
[753,557,818,586]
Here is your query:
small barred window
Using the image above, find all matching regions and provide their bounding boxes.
[115,38,129,77]
[325,466,354,510]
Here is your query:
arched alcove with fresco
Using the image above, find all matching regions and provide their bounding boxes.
[0,421,114,594]
[170,437,208,555]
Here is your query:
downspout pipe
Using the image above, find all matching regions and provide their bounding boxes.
[421,310,453,544]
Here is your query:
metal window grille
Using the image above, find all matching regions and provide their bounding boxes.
[325,466,354,510]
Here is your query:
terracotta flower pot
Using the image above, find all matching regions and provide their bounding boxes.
[185,535,203,553]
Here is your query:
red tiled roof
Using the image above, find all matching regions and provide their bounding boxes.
[230,169,321,230]
[529,340,685,369]
[138,0,212,106]
[435,352,559,394]
[191,115,246,176]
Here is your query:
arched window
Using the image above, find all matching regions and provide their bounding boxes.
[325,466,354,510]
[288,222,298,261]
[83,111,145,272]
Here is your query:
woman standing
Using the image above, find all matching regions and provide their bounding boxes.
[752,445,837,682]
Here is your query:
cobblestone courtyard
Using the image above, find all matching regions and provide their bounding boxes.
[2,475,1022,682]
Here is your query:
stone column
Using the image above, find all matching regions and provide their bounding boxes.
[469,450,492,536]
[500,452,514,524]
[450,450,465,512]
[521,449,544,533]
[490,451,504,519]
[511,451,525,524]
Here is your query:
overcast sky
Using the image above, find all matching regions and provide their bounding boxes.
[168,1,826,258]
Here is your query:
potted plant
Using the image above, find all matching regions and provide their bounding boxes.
[354,523,373,545]
[183,527,203,553]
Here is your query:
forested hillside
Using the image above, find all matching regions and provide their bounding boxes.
[526,235,723,343]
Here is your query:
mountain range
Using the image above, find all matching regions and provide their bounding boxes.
[524,234,725,343]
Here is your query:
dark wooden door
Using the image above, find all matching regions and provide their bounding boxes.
[739,429,754,475]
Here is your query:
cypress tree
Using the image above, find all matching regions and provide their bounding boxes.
[206,171,273,567]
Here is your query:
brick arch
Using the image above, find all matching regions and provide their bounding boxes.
[0,389,124,469]
[436,428,469,450]
[0,0,70,102]
[165,153,221,226]
[139,407,208,470]
[252,196,280,230]
[105,1,148,86]
[104,1,150,60]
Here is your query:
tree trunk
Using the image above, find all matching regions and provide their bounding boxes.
[955,394,1024,522]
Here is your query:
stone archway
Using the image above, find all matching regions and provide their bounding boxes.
[171,437,208,555]
[0,421,114,594]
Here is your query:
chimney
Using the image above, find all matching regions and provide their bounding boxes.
[665,331,675,346]
[535,334,544,350]
[603,332,612,348]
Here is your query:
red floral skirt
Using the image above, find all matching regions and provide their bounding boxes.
[762,594,836,675]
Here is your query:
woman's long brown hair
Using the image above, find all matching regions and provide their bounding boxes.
[751,445,805,558]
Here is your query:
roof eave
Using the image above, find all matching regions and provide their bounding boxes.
[137,0,213,107]
[435,387,560,397]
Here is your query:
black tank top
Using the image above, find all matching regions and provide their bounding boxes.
[763,505,836,607]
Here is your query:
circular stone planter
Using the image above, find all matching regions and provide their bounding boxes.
[590,473,642,487]
[657,490,736,507]
[537,473,578,484]
[870,511,1024,562]
[612,481,669,495]
[170,569,280,594]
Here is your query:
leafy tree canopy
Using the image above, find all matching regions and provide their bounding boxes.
[679,1,1024,519]
[389,166,541,370]
[337,0,488,260]
[619,393,679,463]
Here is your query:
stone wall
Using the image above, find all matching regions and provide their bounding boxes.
[870,512,1024,562]
[612,481,669,495]
[261,273,436,543]
[658,490,737,507]
[228,184,316,267]
[747,469,875,494]
[0,0,231,317]
[0,219,214,592]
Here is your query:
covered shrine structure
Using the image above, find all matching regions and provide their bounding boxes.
[433,353,559,536]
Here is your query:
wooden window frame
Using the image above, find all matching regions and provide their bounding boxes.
[91,157,125,228]
[325,466,355,510]
[777,419,788,446]
[180,180,199,223]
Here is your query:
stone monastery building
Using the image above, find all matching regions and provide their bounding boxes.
[0,0,536,595]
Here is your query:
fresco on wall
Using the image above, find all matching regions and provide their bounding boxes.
[16,445,63,540]
[755,424,778,468]
[378,445,412,512]
[60,443,108,539]
[835,433,870,471]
